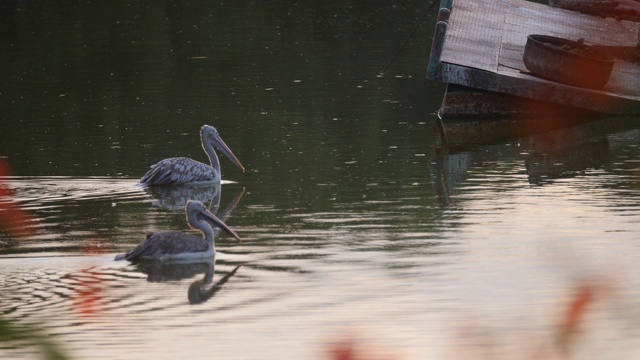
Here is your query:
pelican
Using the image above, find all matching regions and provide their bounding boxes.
[138,125,245,186]
[114,200,241,261]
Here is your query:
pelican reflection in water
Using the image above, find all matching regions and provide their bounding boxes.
[188,262,241,305]
[114,200,241,261]
[133,258,241,305]
[144,183,223,212]
[139,125,245,186]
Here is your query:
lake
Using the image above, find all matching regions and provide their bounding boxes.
[1,1,640,359]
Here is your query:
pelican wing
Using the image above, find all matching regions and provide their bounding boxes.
[120,231,209,260]
[139,157,216,186]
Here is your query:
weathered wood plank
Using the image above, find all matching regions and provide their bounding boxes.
[440,0,507,72]
[438,84,598,119]
[440,63,640,114]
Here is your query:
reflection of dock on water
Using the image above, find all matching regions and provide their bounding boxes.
[431,116,638,206]
[427,0,639,118]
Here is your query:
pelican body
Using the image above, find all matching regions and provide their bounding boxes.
[138,125,245,186]
[114,200,241,261]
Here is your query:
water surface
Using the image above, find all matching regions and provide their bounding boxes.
[1,1,640,359]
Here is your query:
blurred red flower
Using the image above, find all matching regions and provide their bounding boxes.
[0,158,36,239]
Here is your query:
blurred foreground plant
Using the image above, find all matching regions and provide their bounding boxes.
[0,159,66,358]
[0,157,36,240]
[0,315,69,360]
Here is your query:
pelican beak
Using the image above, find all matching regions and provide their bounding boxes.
[201,208,242,242]
[213,133,246,173]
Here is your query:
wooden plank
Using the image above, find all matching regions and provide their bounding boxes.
[438,84,598,119]
[440,0,507,72]
[436,0,640,115]
[440,63,640,114]
[504,1,635,46]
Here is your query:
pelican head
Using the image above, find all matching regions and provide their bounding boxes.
[186,200,241,242]
[201,125,245,173]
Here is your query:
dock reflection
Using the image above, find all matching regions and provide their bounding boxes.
[524,138,612,185]
[432,116,636,205]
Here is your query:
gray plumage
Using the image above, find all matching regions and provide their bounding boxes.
[114,200,241,261]
[116,231,209,261]
[139,125,245,186]
[139,157,217,185]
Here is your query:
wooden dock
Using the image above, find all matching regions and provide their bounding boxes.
[427,0,639,117]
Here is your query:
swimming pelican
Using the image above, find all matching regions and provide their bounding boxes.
[138,125,245,186]
[114,200,241,261]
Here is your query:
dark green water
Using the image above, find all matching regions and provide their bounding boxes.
[1,1,640,359]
